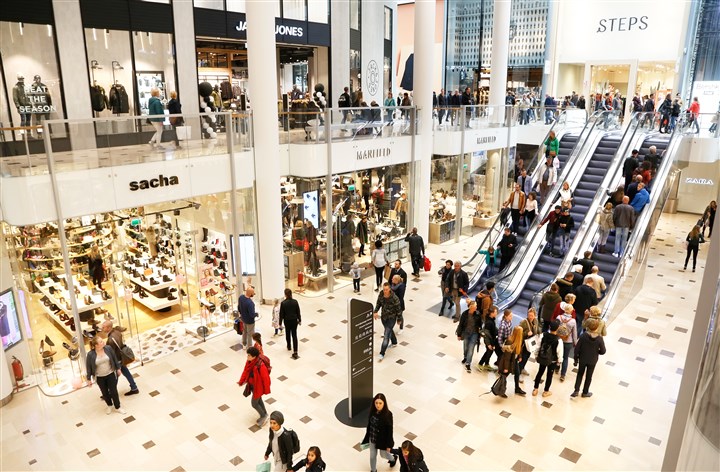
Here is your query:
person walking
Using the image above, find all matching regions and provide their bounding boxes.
[532,319,562,398]
[702,200,717,238]
[373,283,401,361]
[292,447,326,472]
[498,227,518,271]
[371,241,389,291]
[338,86,351,124]
[356,215,369,256]
[556,304,578,382]
[390,441,429,472]
[456,300,481,373]
[595,202,615,253]
[538,205,563,256]
[388,259,408,285]
[446,261,469,322]
[88,244,106,288]
[557,207,575,256]
[350,262,363,293]
[279,288,302,359]
[613,196,635,257]
[498,326,527,397]
[571,318,607,398]
[404,227,425,277]
[524,192,538,227]
[438,260,454,317]
[86,336,125,414]
[238,285,257,349]
[683,224,705,272]
[167,90,182,148]
[147,88,165,148]
[573,276,598,333]
[687,96,700,134]
[101,320,139,396]
[437,88,447,126]
[391,274,406,335]
[264,411,296,471]
[362,393,398,471]
[538,283,562,332]
[238,346,271,426]
[503,183,526,234]
[477,305,499,371]
[518,307,541,375]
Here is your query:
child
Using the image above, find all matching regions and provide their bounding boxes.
[271,298,282,336]
[478,245,500,276]
[292,446,326,472]
[525,191,538,227]
[252,332,264,356]
[350,262,362,293]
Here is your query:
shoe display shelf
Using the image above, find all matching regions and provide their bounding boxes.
[123,259,180,311]
[33,277,110,336]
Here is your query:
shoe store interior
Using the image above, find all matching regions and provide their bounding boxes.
[4,189,255,395]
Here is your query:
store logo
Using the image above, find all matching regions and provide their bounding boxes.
[685,178,714,186]
[129,175,180,191]
[477,136,497,145]
[596,16,648,33]
[357,147,391,160]
[235,21,304,38]
[367,60,380,96]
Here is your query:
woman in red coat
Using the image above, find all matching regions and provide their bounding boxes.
[238,346,271,426]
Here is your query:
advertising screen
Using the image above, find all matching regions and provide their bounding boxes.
[303,190,320,229]
[1,289,22,351]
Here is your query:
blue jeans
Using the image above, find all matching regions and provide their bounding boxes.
[369,443,393,472]
[545,110,554,124]
[614,227,630,255]
[559,232,571,254]
[561,341,574,376]
[462,333,479,365]
[120,364,137,391]
[669,115,677,132]
[380,316,398,355]
[546,229,559,253]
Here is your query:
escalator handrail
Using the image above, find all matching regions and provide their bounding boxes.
[486,111,610,303]
[525,112,645,311]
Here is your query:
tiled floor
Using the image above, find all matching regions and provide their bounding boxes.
[0,211,706,471]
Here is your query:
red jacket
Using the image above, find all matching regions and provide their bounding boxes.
[551,301,576,321]
[238,357,271,399]
[688,101,700,117]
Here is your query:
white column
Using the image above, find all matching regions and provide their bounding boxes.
[173,0,199,115]
[488,0,511,123]
[411,0,435,241]
[53,0,91,120]
[246,0,284,302]
[330,2,350,104]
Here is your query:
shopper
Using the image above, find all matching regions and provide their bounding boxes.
[475,281,495,319]
[445,261,469,322]
[404,227,425,277]
[688,96,700,134]
[524,191,538,227]
[623,150,641,191]
[264,411,296,471]
[613,196,635,257]
[587,266,606,299]
[147,87,165,148]
[373,283,401,361]
[503,183,526,234]
[272,298,282,337]
[498,326,526,397]
[167,90,182,148]
[456,300,481,373]
[582,306,607,337]
[101,320,139,396]
[573,250,595,276]
[390,440,429,472]
[630,182,650,214]
[391,274,406,334]
[350,262,363,293]
[595,202,615,253]
[88,244,105,288]
[572,318,607,398]
[477,305,499,371]
[252,332,264,355]
[538,205,563,256]
[371,240,389,291]
[536,156,558,203]
[477,245,500,276]
[556,304,578,382]
[438,260,454,317]
[85,336,125,415]
[356,215,369,256]
[498,227,518,271]
[292,447,326,472]
[702,200,717,238]
[573,276,598,333]
[538,283,562,332]
[683,224,705,272]
[362,393,397,471]
[238,346,271,426]
[278,288,302,359]
[532,319,562,398]
[238,285,257,349]
[388,259,408,285]
[518,307,541,375]
[557,207,575,255]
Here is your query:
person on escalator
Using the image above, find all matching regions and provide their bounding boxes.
[572,251,595,276]
[503,183,526,234]
[613,196,635,257]
[557,208,575,256]
[538,205,563,257]
[498,228,518,271]
[622,150,641,192]
[573,276,598,333]
[626,175,643,203]
[630,183,650,214]
[524,192,538,227]
[478,245,501,276]
[536,156,558,204]
[555,273,575,300]
[658,94,672,133]
[643,145,660,172]
[544,131,559,158]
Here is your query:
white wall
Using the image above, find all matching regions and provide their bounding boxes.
[330,1,349,104]
[53,0,92,120]
[556,64,584,97]
[361,0,385,104]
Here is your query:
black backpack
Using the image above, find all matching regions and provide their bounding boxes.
[286,428,300,454]
[537,340,554,366]
[491,375,507,396]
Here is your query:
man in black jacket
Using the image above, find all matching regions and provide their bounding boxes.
[622,149,640,191]
[437,88,446,125]
[555,272,575,300]
[279,288,302,359]
[572,250,595,276]
[446,261,469,322]
[405,227,426,277]
[573,276,598,333]
[264,411,296,470]
[388,259,408,284]
[338,86,351,124]
[498,227,518,271]
[438,260,454,316]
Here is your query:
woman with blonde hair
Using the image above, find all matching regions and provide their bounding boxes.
[595,202,615,253]
[147,87,165,148]
[683,225,704,272]
[498,326,526,397]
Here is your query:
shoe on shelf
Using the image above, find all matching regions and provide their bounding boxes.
[542,391,552,397]
[570,391,579,398]
[581,392,593,398]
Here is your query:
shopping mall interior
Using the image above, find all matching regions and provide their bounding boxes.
[0,1,719,471]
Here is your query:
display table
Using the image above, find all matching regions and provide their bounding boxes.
[429,220,456,244]
[123,257,179,312]
[473,216,495,228]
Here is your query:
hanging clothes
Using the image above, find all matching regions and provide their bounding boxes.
[90,85,109,112]
[220,81,233,101]
[108,84,130,114]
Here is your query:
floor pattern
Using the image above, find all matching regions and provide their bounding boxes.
[0,211,707,471]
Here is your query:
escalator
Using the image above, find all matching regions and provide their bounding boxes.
[466,132,579,295]
[508,133,623,313]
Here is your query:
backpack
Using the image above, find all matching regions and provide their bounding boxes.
[475,292,490,317]
[491,374,507,396]
[258,354,272,375]
[556,318,570,342]
[536,340,554,366]
[286,428,300,454]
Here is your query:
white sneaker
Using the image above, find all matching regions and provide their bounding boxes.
[116,408,126,415]
[105,406,113,415]
[378,355,384,362]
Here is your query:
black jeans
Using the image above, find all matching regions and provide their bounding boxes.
[97,373,120,408]
[574,362,597,394]
[284,320,299,353]
[510,209,521,233]
[353,278,361,291]
[684,246,699,270]
[358,241,365,256]
[374,266,385,289]
[533,363,556,392]
[410,253,422,275]
[479,346,499,365]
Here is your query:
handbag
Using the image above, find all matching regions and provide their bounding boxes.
[111,337,136,365]
[524,333,541,354]
[175,125,191,140]
[303,240,310,251]
[242,383,253,397]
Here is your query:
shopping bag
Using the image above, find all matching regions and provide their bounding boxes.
[423,256,432,272]
[524,334,541,354]
[256,462,271,472]
[176,125,191,140]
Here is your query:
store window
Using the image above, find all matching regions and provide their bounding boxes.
[350,49,361,93]
[85,28,135,120]
[283,0,305,20]
[308,0,328,24]
[350,0,360,30]
[194,0,224,10]
[384,6,392,41]
[132,31,176,116]
[226,0,245,12]
[0,21,65,140]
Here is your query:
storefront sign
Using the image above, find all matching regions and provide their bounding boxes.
[596,16,648,33]
[19,83,56,114]
[357,147,391,160]
[477,136,497,145]
[129,175,180,191]
[685,178,714,185]
[235,21,305,39]
[366,60,380,96]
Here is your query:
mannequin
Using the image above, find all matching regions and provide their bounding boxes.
[12,74,30,128]
[29,75,52,128]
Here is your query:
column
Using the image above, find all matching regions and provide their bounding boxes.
[541,0,559,99]
[173,0,199,115]
[488,0,511,124]
[411,0,435,242]
[53,0,91,120]
[330,3,350,104]
[246,0,284,302]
